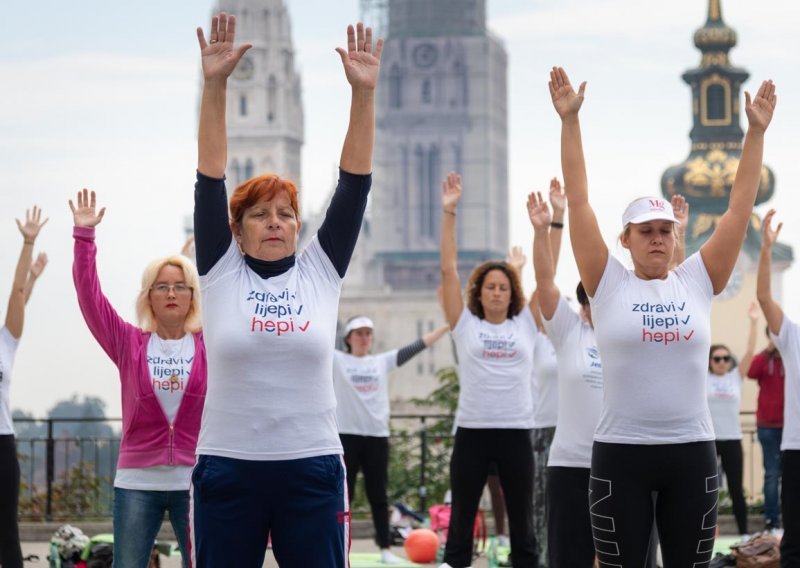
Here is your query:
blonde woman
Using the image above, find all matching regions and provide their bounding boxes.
[71,189,206,568]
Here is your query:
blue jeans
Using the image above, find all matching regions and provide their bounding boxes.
[757,427,783,525]
[113,487,190,568]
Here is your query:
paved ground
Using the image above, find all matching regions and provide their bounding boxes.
[21,539,462,567]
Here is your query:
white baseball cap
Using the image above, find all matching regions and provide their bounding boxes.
[622,197,679,226]
[345,316,374,335]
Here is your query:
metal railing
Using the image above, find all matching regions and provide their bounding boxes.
[13,412,764,520]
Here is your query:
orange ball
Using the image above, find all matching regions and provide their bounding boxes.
[403,528,440,563]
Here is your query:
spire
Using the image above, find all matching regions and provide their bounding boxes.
[693,0,737,65]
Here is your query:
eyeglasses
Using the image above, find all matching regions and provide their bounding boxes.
[150,283,193,296]
[712,355,731,363]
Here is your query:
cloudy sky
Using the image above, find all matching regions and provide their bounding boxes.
[2,0,799,417]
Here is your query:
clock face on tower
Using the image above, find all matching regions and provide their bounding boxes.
[412,43,438,68]
[233,55,255,81]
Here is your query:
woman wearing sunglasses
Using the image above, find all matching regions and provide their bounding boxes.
[71,190,206,568]
[707,303,758,537]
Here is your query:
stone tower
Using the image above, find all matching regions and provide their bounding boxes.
[214,0,303,187]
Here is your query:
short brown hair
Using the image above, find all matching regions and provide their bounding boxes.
[465,261,525,320]
[229,174,300,225]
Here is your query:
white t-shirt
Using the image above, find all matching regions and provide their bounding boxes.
[531,334,559,429]
[772,316,800,451]
[590,252,715,444]
[198,237,343,460]
[707,369,743,440]
[543,296,603,468]
[452,307,538,429]
[0,326,20,435]
[115,334,196,490]
[333,350,397,437]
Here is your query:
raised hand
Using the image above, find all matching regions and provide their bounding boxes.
[196,13,252,83]
[16,206,48,243]
[507,246,527,273]
[549,67,586,119]
[761,209,782,248]
[30,253,48,278]
[335,23,383,91]
[745,80,777,133]
[69,189,106,228]
[442,172,462,213]
[549,177,566,213]
[527,191,551,230]
[671,194,689,228]
[748,301,759,322]
[181,235,196,258]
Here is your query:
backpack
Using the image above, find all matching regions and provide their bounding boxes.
[730,533,780,568]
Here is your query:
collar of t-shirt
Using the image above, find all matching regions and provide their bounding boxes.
[244,253,296,279]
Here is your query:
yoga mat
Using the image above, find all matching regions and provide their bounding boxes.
[349,552,422,567]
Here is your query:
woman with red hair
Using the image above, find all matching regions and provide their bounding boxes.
[189,13,383,567]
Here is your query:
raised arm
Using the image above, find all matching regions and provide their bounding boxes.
[70,189,133,364]
[440,172,464,329]
[548,177,566,273]
[700,80,777,293]
[24,253,48,304]
[739,301,759,378]
[336,23,383,174]
[549,67,607,295]
[196,13,251,178]
[5,207,48,338]
[395,324,450,368]
[528,192,559,320]
[671,195,688,266]
[756,209,784,335]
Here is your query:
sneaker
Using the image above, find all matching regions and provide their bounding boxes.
[380,550,403,565]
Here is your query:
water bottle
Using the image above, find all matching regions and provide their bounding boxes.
[487,534,499,568]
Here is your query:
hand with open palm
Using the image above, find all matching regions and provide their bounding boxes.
[761,209,782,249]
[745,80,777,133]
[196,13,252,83]
[549,67,586,120]
[442,172,462,214]
[527,191,551,231]
[70,189,106,228]
[16,206,48,243]
[335,23,383,91]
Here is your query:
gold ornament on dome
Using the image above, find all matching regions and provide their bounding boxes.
[683,150,738,197]
[692,213,722,239]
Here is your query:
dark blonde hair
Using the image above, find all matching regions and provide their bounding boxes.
[465,261,525,320]
[135,256,202,334]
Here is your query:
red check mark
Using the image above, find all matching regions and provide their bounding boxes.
[683,330,695,340]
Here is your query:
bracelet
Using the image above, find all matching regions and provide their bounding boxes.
[443,210,456,216]
[23,240,34,245]
[550,221,564,229]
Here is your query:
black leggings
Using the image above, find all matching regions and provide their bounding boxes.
[340,434,391,549]
[547,466,595,568]
[0,435,22,568]
[715,439,748,534]
[443,428,536,568]
[590,441,718,568]
[782,449,800,567]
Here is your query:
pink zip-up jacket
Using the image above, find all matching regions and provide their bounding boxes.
[72,226,207,469]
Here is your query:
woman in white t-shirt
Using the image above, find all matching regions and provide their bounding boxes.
[190,14,382,567]
[71,191,206,568]
[757,210,799,564]
[1,207,47,568]
[334,316,448,565]
[549,66,776,566]
[438,172,539,568]
[707,304,758,536]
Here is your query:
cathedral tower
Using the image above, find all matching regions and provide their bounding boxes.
[214,0,303,187]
